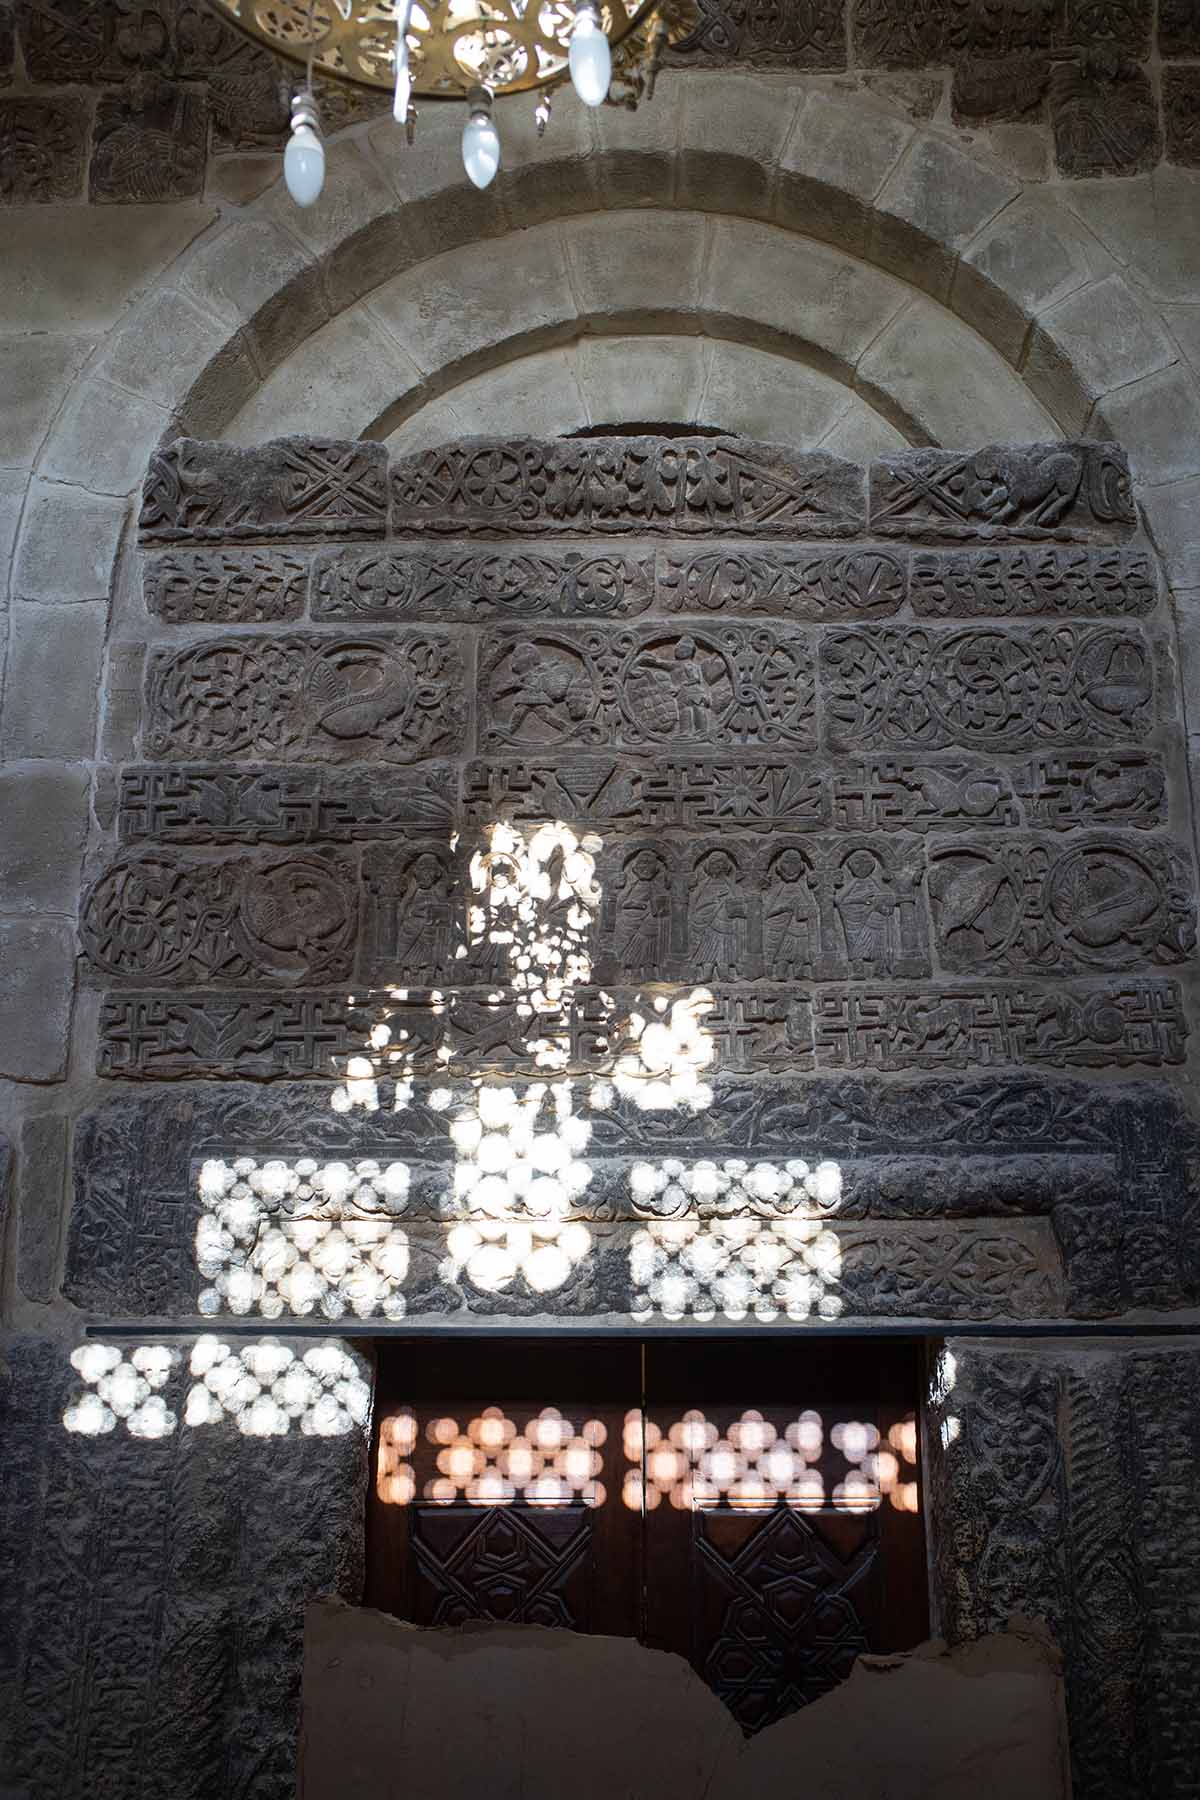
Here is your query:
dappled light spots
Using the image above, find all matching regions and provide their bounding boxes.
[623,1408,826,1513]
[377,1404,607,1507]
[64,1344,177,1438]
[631,1218,845,1322]
[184,1337,371,1436]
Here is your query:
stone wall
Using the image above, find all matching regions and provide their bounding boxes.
[4,53,1200,1800]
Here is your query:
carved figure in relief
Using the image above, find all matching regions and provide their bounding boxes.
[833,850,907,975]
[616,850,672,974]
[308,646,414,744]
[763,849,819,978]
[1085,758,1164,820]
[1080,636,1152,720]
[497,642,591,742]
[966,448,1085,530]
[390,852,457,979]
[670,637,714,737]
[241,861,353,974]
[689,850,751,978]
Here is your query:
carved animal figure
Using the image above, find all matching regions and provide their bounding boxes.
[309,651,413,742]
[967,449,1084,529]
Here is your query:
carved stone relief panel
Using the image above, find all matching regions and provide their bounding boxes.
[118,764,458,845]
[927,836,1196,974]
[908,546,1155,617]
[821,626,1154,750]
[80,852,359,985]
[0,96,88,202]
[926,1340,1200,1800]
[391,438,866,537]
[140,438,389,543]
[462,751,1166,835]
[143,634,466,763]
[479,624,817,751]
[659,545,908,619]
[313,545,656,621]
[869,444,1135,541]
[65,1077,1200,1323]
[668,0,846,66]
[143,548,309,624]
[95,976,1188,1081]
[0,1332,367,1800]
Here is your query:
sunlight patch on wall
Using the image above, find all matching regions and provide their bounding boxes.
[631,1217,845,1323]
[379,1404,607,1507]
[63,1344,178,1438]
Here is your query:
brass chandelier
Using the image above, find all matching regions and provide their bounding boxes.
[203,0,696,204]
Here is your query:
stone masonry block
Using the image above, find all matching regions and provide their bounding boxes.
[1142,476,1200,589]
[3,205,217,337]
[0,763,90,913]
[701,218,906,375]
[560,210,707,327]
[870,134,1021,302]
[92,287,234,414]
[699,341,850,446]
[0,96,88,203]
[2,602,105,761]
[180,216,331,376]
[587,73,684,211]
[228,308,422,446]
[90,79,206,203]
[575,337,709,432]
[0,335,93,469]
[391,435,865,536]
[444,349,588,441]
[1094,363,1200,487]
[1024,273,1178,433]
[675,73,804,217]
[17,1115,67,1304]
[14,483,126,602]
[0,918,75,1081]
[955,194,1101,367]
[869,443,1136,540]
[367,225,576,379]
[139,437,389,543]
[858,302,1055,447]
[775,90,915,258]
[40,378,168,497]
[1164,67,1200,169]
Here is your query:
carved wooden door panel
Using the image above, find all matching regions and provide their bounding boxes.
[367,1337,927,1732]
[367,1340,640,1637]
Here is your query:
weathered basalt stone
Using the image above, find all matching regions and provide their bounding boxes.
[21,0,175,81]
[1051,57,1161,180]
[0,1330,367,1800]
[1163,66,1200,168]
[90,78,207,203]
[95,976,1188,1081]
[464,751,1167,834]
[869,444,1135,540]
[821,625,1154,749]
[391,437,866,538]
[928,1340,1200,1799]
[0,97,88,202]
[143,547,309,623]
[118,763,458,844]
[80,852,359,985]
[659,545,907,618]
[313,544,656,621]
[479,623,817,752]
[143,632,465,763]
[66,1077,1200,1322]
[951,55,1051,123]
[927,835,1196,974]
[668,0,845,66]
[140,439,389,543]
[909,546,1156,617]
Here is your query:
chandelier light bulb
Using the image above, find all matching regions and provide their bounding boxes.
[285,94,325,206]
[462,87,501,189]
[393,1,413,122]
[569,2,611,107]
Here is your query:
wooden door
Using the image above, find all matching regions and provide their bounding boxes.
[366,1337,928,1731]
